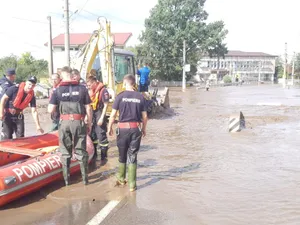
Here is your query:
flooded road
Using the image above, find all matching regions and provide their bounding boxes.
[1,84,300,225]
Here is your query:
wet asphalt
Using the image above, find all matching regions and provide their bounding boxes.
[1,83,300,225]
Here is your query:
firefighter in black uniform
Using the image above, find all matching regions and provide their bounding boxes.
[0,68,17,99]
[0,68,17,132]
[0,76,44,140]
[108,74,148,192]
[48,66,92,186]
[86,76,110,160]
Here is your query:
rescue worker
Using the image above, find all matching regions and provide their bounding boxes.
[86,76,110,160]
[137,63,151,92]
[108,74,148,192]
[0,68,17,99]
[72,69,86,85]
[205,80,210,91]
[48,66,92,186]
[0,76,44,140]
[235,74,239,83]
[49,73,62,131]
[0,68,17,131]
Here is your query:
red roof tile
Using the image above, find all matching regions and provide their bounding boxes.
[45,33,132,47]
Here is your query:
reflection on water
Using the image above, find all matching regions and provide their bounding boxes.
[138,85,300,225]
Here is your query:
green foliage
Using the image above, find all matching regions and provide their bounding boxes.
[295,53,300,75]
[0,52,48,83]
[0,55,18,74]
[137,0,228,81]
[223,75,232,83]
[275,57,284,79]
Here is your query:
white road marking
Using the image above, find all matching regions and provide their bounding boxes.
[86,200,120,225]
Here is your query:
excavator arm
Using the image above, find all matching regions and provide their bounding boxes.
[71,17,115,97]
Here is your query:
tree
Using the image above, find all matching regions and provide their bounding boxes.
[205,21,228,81]
[0,55,18,75]
[295,53,300,74]
[138,0,228,81]
[0,52,48,83]
[274,57,284,80]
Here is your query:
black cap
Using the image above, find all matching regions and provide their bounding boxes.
[6,68,16,76]
[28,76,37,84]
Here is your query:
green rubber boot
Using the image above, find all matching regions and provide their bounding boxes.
[128,163,137,192]
[116,163,126,186]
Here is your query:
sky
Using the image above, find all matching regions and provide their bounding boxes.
[0,0,299,61]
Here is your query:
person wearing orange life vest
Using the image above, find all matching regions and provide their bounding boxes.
[0,76,44,140]
[86,75,110,160]
[48,66,92,186]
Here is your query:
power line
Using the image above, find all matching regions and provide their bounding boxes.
[12,17,48,24]
[0,32,45,50]
[11,16,61,27]
[82,9,142,25]
[69,0,91,24]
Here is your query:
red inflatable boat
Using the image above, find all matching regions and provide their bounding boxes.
[0,132,95,207]
[0,132,60,166]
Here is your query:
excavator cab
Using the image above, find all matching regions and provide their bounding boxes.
[113,48,136,94]
[71,17,169,118]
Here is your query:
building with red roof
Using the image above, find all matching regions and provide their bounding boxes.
[45,32,132,52]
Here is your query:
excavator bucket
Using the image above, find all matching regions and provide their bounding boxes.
[143,87,170,117]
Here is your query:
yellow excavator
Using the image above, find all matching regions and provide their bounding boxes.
[69,17,170,117]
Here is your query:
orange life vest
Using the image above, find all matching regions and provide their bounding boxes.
[13,82,34,110]
[59,80,79,86]
[89,82,105,110]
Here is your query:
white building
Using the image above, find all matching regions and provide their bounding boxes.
[197,50,277,82]
[44,33,132,73]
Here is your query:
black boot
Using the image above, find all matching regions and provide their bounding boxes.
[62,158,71,186]
[101,147,108,160]
[80,157,89,185]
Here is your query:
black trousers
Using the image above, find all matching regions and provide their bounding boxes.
[117,127,142,164]
[91,109,108,152]
[139,84,149,92]
[1,114,24,140]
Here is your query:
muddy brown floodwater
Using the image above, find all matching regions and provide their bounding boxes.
[1,84,300,225]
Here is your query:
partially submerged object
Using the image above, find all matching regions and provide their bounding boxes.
[229,111,246,132]
[143,87,170,117]
[0,132,94,207]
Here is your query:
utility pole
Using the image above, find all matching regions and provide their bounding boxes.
[283,42,287,88]
[182,40,186,91]
[292,51,295,86]
[47,16,54,76]
[64,0,70,66]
